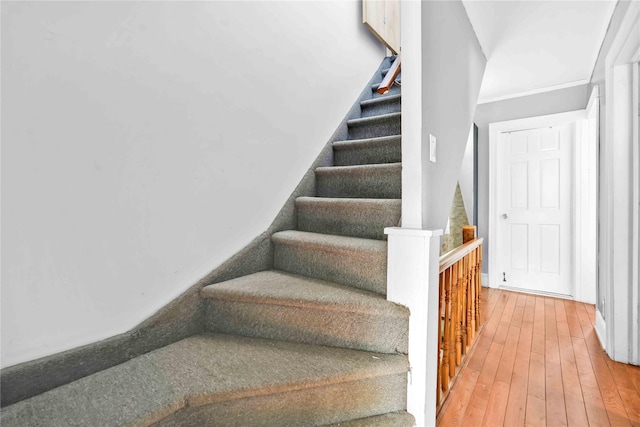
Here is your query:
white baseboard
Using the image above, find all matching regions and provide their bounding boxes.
[595,309,607,352]
[481,273,489,288]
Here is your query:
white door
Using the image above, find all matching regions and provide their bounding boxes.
[497,124,573,296]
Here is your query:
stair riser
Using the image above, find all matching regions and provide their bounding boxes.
[273,240,387,294]
[297,199,400,240]
[348,115,400,140]
[316,167,401,199]
[154,373,407,427]
[204,301,408,354]
[361,97,401,118]
[333,139,401,166]
[371,83,401,98]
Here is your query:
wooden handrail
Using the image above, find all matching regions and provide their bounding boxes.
[439,237,484,273]
[377,55,401,95]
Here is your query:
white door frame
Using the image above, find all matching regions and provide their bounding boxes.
[489,110,586,298]
[575,86,599,305]
[601,0,640,365]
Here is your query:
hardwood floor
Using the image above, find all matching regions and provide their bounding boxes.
[437,288,640,427]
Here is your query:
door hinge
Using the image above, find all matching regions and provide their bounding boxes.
[503,272,507,282]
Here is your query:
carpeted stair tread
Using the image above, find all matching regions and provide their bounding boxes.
[316,163,401,199]
[333,135,401,166]
[0,334,408,427]
[201,270,408,353]
[325,411,416,426]
[296,197,400,239]
[272,230,387,294]
[360,94,401,117]
[348,112,401,139]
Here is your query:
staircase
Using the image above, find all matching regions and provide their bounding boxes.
[1,59,413,426]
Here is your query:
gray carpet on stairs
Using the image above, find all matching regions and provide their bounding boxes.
[202,270,408,353]
[1,56,407,426]
[272,230,388,295]
[333,135,401,167]
[296,197,400,240]
[1,334,408,427]
[315,163,402,199]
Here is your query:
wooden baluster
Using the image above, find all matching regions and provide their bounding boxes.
[476,246,483,329]
[437,272,444,404]
[466,252,473,346]
[468,249,476,342]
[441,267,451,393]
[449,264,458,376]
[459,256,468,356]
[454,259,463,368]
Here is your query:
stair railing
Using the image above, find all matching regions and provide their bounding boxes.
[436,229,483,410]
[377,55,401,95]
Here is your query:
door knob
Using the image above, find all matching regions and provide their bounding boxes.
[502,213,508,219]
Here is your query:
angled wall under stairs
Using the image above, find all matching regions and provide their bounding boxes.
[1,58,415,426]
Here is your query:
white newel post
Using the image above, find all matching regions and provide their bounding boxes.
[385,227,443,427]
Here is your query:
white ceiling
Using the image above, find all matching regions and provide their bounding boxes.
[462,0,618,104]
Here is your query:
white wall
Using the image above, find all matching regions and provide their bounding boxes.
[1,1,384,368]
[459,127,475,223]
[420,1,486,230]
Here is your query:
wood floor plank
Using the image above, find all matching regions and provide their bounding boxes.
[512,305,525,328]
[573,337,610,426]
[504,349,532,427]
[466,332,492,373]
[532,332,545,356]
[495,325,521,384]
[438,289,639,427]
[483,291,509,342]
[544,298,559,342]
[500,292,518,324]
[528,351,546,400]
[624,362,640,395]
[605,357,638,392]
[494,321,510,346]
[617,385,640,427]
[525,395,547,427]
[564,300,584,339]
[481,380,510,427]
[523,295,536,323]
[545,359,568,426]
[516,292,528,307]
[460,382,491,426]
[546,338,561,366]
[555,298,568,325]
[584,327,605,358]
[533,297,546,336]
[575,303,600,355]
[518,321,534,355]
[481,288,500,326]
[564,394,590,427]
[581,384,612,427]
[438,367,481,427]
[590,354,631,426]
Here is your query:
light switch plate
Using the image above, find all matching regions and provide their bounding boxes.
[429,134,437,162]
